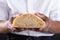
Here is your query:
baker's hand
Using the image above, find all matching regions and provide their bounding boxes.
[8,14,26,32]
[34,13,52,33]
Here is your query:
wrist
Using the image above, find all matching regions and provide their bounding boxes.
[47,19,54,33]
[0,22,10,33]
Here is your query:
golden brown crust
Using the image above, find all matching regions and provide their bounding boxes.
[12,14,45,28]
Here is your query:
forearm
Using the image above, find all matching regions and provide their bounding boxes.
[49,20,60,34]
[0,20,10,34]
[0,26,10,34]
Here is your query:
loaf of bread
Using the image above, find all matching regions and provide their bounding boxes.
[12,14,45,28]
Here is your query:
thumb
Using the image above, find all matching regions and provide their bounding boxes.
[39,22,49,32]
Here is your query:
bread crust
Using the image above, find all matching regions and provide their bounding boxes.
[12,14,45,28]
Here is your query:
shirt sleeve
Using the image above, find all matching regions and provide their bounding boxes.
[50,9,60,21]
[49,0,60,21]
[0,1,10,21]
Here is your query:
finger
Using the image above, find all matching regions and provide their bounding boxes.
[28,28,40,31]
[13,28,26,32]
[39,22,49,32]
[39,26,46,31]
[35,13,48,21]
[10,14,22,24]
[35,13,45,18]
[10,17,16,24]
[11,27,17,32]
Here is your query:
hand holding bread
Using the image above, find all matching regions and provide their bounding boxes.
[9,14,26,32]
